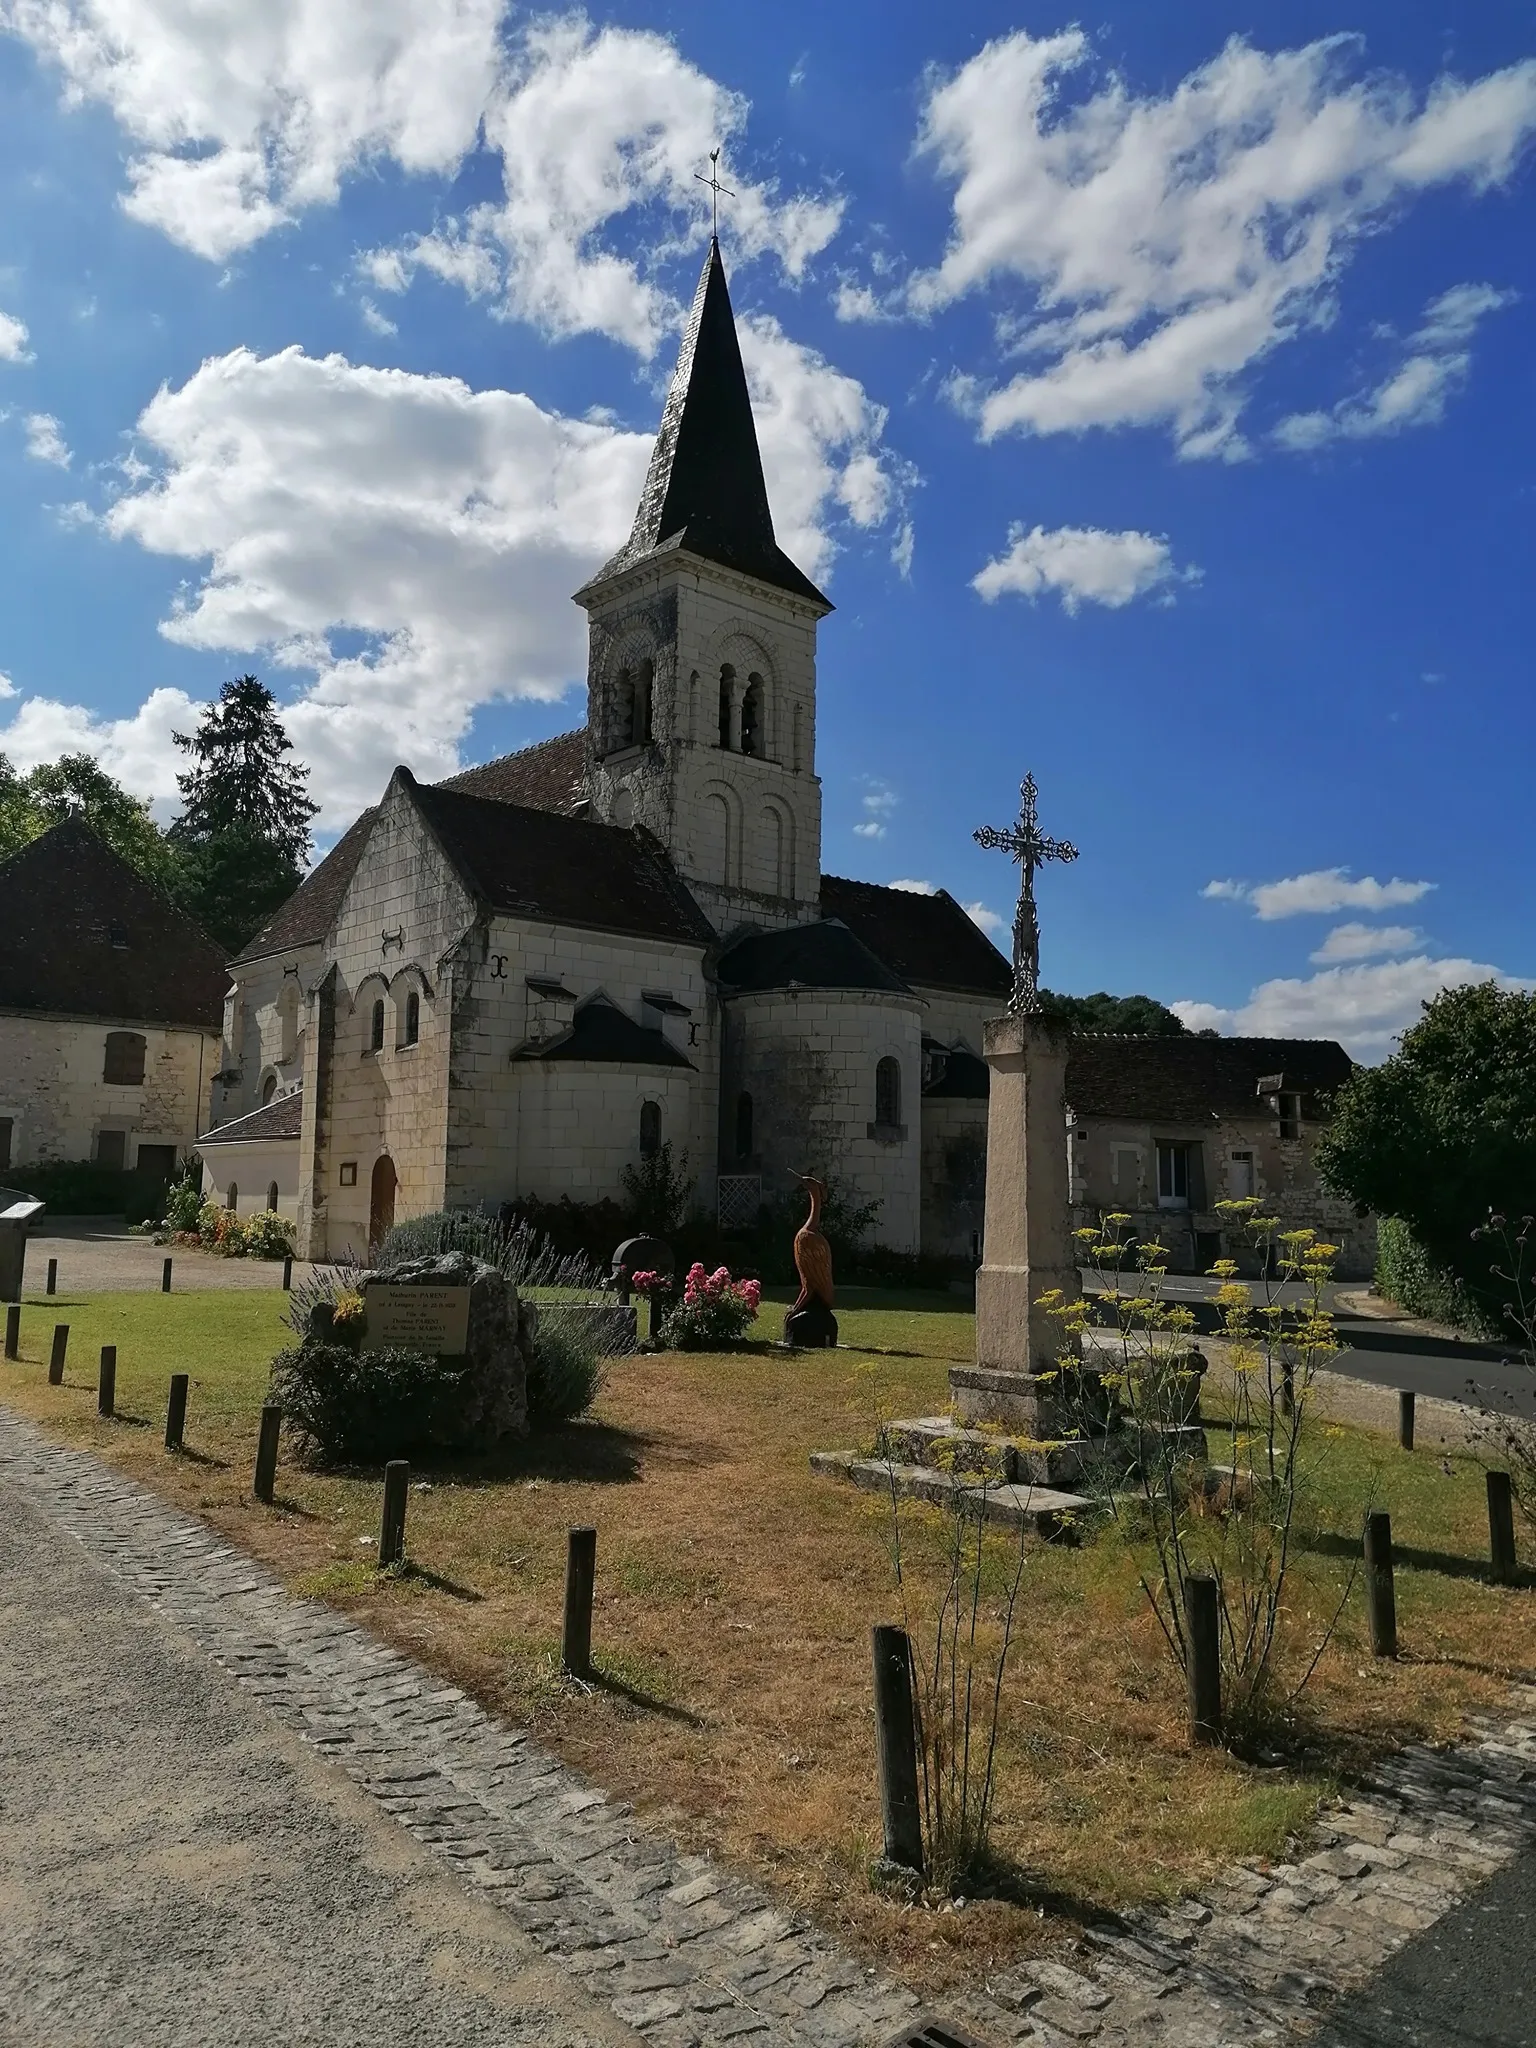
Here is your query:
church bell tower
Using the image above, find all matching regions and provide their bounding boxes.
[572,240,831,935]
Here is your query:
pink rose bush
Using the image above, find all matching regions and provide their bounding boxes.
[659,1262,762,1350]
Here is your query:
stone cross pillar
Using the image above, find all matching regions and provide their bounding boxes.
[951,1012,1084,1448]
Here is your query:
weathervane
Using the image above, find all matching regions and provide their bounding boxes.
[694,146,735,238]
[974,772,1079,1016]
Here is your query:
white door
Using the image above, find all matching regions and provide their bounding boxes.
[1229,1151,1255,1198]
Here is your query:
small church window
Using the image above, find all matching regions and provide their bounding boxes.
[266,1182,279,1211]
[639,1100,662,1157]
[612,667,634,752]
[403,991,420,1046]
[103,1031,146,1085]
[875,1057,902,1130]
[261,1073,278,1105]
[741,677,763,757]
[369,999,385,1053]
[226,1182,239,1211]
[735,1091,753,1161]
[634,658,653,745]
[718,664,735,749]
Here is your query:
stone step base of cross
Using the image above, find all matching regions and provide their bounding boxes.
[807,1448,1092,1539]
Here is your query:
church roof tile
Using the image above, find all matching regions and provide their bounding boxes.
[437,729,589,812]
[199,1092,304,1144]
[0,818,228,1029]
[580,241,830,610]
[818,877,1012,999]
[715,918,912,997]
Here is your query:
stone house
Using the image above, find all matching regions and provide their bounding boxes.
[1064,1034,1375,1278]
[0,819,227,1183]
[207,239,1010,1260]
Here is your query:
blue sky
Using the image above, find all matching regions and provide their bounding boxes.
[0,3,1531,1057]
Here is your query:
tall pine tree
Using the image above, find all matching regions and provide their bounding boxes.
[170,676,318,953]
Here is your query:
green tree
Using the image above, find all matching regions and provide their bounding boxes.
[1316,982,1536,1325]
[1039,989,1188,1036]
[170,675,317,951]
[8,752,182,887]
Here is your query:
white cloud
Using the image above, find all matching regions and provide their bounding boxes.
[854,780,897,840]
[1203,868,1436,919]
[0,309,31,361]
[1277,281,1516,447]
[890,878,936,894]
[358,299,398,339]
[1172,956,1530,1059]
[23,411,70,466]
[0,685,202,817]
[972,523,1196,612]
[0,670,16,699]
[364,16,842,355]
[1310,921,1421,963]
[965,900,1007,938]
[906,30,1536,457]
[3,0,506,261]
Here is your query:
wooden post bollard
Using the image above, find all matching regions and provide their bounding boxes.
[46,1258,57,1296]
[281,1254,293,1291]
[98,1345,116,1417]
[1364,1510,1398,1657]
[253,1401,282,1502]
[161,1256,173,1294]
[165,1372,189,1450]
[48,1323,68,1385]
[871,1624,925,1873]
[4,1302,19,1360]
[1398,1390,1416,1452]
[1487,1470,1518,1585]
[379,1460,410,1568]
[562,1526,597,1678]
[1184,1574,1222,1745]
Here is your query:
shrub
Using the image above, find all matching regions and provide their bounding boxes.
[659,1263,761,1349]
[527,1309,608,1422]
[1376,1216,1496,1337]
[163,1173,204,1236]
[244,1209,297,1260]
[270,1341,484,1465]
[197,1200,248,1255]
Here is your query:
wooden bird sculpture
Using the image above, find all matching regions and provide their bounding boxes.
[786,1173,838,1348]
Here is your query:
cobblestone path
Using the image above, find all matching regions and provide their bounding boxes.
[5,1405,1536,2048]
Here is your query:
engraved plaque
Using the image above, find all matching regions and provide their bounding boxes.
[362,1284,471,1355]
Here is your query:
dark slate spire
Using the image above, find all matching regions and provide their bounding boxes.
[584,241,830,609]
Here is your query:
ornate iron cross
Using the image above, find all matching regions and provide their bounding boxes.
[973,772,1079,1015]
[694,147,735,238]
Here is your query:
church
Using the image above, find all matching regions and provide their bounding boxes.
[201,240,1010,1262]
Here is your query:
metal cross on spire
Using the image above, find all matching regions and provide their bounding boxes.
[694,147,735,238]
[973,772,1079,1016]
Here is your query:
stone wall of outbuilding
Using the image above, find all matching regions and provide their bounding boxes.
[0,1011,219,1171]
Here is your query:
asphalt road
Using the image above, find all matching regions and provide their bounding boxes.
[0,1474,634,2048]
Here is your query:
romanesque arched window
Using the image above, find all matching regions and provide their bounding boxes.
[226,1182,239,1211]
[266,1181,279,1211]
[741,675,763,757]
[611,666,635,752]
[403,991,420,1046]
[875,1057,902,1130]
[369,999,385,1053]
[704,792,732,887]
[735,1091,753,1160]
[103,1031,146,1085]
[762,805,792,899]
[639,1100,661,1156]
[718,664,735,749]
[261,1073,278,1105]
[634,658,654,745]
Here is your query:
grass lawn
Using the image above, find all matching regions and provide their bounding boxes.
[3,1283,1534,1994]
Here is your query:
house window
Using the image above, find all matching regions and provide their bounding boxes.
[266,1182,279,1211]
[0,1118,11,1173]
[1156,1141,1190,1208]
[735,1091,753,1161]
[103,1031,146,1085]
[875,1057,902,1130]
[95,1129,127,1171]
[403,991,420,1046]
[225,1182,239,1211]
[639,1100,661,1157]
[1277,1093,1302,1141]
[369,999,385,1053]
[1229,1150,1255,1198]
[741,676,763,757]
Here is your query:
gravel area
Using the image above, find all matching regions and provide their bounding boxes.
[0,1473,636,2048]
[15,1216,318,1293]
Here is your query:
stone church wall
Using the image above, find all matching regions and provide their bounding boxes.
[213,943,322,1125]
[0,1012,218,1169]
[722,987,923,1251]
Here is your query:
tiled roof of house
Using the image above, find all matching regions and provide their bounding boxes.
[200,1092,304,1144]
[437,729,589,812]
[405,774,715,948]
[716,918,912,997]
[819,877,1013,999]
[230,807,377,965]
[579,241,830,611]
[923,1045,991,1098]
[1065,1035,1355,1123]
[0,819,228,1030]
[511,993,693,1068]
